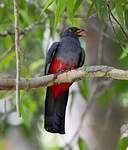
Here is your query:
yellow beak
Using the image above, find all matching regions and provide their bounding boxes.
[75,29,86,37]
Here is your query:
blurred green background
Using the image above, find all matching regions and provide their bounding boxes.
[0,0,128,150]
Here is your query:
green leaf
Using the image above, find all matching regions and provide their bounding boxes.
[117,137,128,150]
[1,51,15,65]
[114,80,128,95]
[67,17,80,26]
[92,0,107,19]
[86,2,94,18]
[98,80,128,106]
[48,146,64,150]
[78,137,88,150]
[29,59,44,72]
[73,0,83,14]
[125,8,128,30]
[79,78,90,100]
[98,89,114,106]
[4,36,13,49]
[20,9,31,25]
[115,0,125,27]
[43,0,55,11]
[55,0,65,26]
[66,0,76,23]
[69,147,73,150]
[120,45,128,59]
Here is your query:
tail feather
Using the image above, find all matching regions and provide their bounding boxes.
[44,87,69,134]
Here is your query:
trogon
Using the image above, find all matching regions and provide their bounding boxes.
[44,27,86,134]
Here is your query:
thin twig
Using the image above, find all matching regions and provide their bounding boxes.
[111,12,128,40]
[107,1,123,51]
[0,31,14,37]
[107,0,128,41]
[0,20,47,38]
[14,0,21,117]
[0,44,15,61]
[0,35,24,62]
[21,20,46,34]
[91,24,125,45]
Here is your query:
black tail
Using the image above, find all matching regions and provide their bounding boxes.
[44,87,69,134]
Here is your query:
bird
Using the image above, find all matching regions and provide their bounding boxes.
[44,27,86,134]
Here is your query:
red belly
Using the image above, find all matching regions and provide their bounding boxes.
[49,58,76,98]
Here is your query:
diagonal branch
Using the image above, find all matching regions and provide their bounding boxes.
[0,65,128,90]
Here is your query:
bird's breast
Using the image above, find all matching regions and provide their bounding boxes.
[49,58,77,73]
[49,58,76,98]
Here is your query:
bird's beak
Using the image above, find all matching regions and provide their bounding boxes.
[75,29,86,37]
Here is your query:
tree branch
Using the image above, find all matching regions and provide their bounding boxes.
[0,66,128,90]
[14,0,21,116]
[0,19,47,61]
[0,20,46,38]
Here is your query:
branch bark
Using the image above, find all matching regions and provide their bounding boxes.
[0,65,128,90]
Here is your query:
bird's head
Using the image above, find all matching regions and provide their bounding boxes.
[62,27,86,38]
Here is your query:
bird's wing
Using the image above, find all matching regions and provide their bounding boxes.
[44,42,60,75]
[78,48,85,67]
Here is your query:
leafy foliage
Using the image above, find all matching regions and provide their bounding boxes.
[0,0,128,150]
[117,137,128,150]
[55,0,65,26]
[78,137,88,150]
[79,78,90,100]
[92,0,107,19]
[120,45,128,59]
